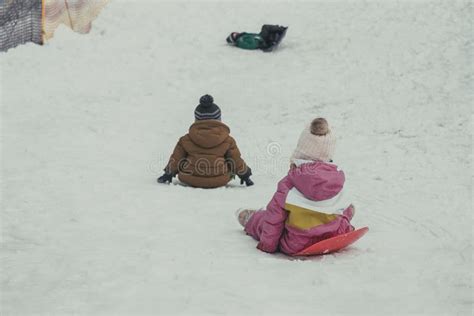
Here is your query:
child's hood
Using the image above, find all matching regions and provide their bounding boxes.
[188,120,230,148]
[288,161,345,201]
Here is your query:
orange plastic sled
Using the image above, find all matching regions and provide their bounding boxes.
[294,227,369,256]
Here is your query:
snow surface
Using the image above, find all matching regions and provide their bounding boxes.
[1,1,472,315]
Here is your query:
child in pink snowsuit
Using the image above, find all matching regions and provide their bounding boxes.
[238,118,355,255]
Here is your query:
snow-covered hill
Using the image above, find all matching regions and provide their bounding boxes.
[1,1,472,315]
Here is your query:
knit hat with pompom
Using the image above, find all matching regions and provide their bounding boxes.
[194,94,221,121]
[291,118,336,163]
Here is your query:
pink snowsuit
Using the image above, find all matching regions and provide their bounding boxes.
[244,161,354,255]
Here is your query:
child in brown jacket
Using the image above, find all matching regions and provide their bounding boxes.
[157,95,254,188]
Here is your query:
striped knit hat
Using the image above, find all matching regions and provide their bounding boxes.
[194,95,222,121]
[290,118,336,163]
[226,32,240,44]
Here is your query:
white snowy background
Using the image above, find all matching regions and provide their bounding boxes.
[1,0,472,315]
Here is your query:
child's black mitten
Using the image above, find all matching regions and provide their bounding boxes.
[240,177,254,186]
[157,173,173,184]
[238,168,254,186]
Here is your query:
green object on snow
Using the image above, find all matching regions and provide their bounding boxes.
[235,33,265,50]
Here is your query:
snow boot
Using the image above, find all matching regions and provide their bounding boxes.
[236,208,256,227]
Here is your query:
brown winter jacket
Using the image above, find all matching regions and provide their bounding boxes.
[165,120,250,188]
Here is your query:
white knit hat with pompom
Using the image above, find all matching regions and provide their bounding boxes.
[290,118,336,163]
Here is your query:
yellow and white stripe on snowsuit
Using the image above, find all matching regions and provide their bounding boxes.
[284,186,348,230]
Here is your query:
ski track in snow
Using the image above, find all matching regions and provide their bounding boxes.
[1,1,472,315]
